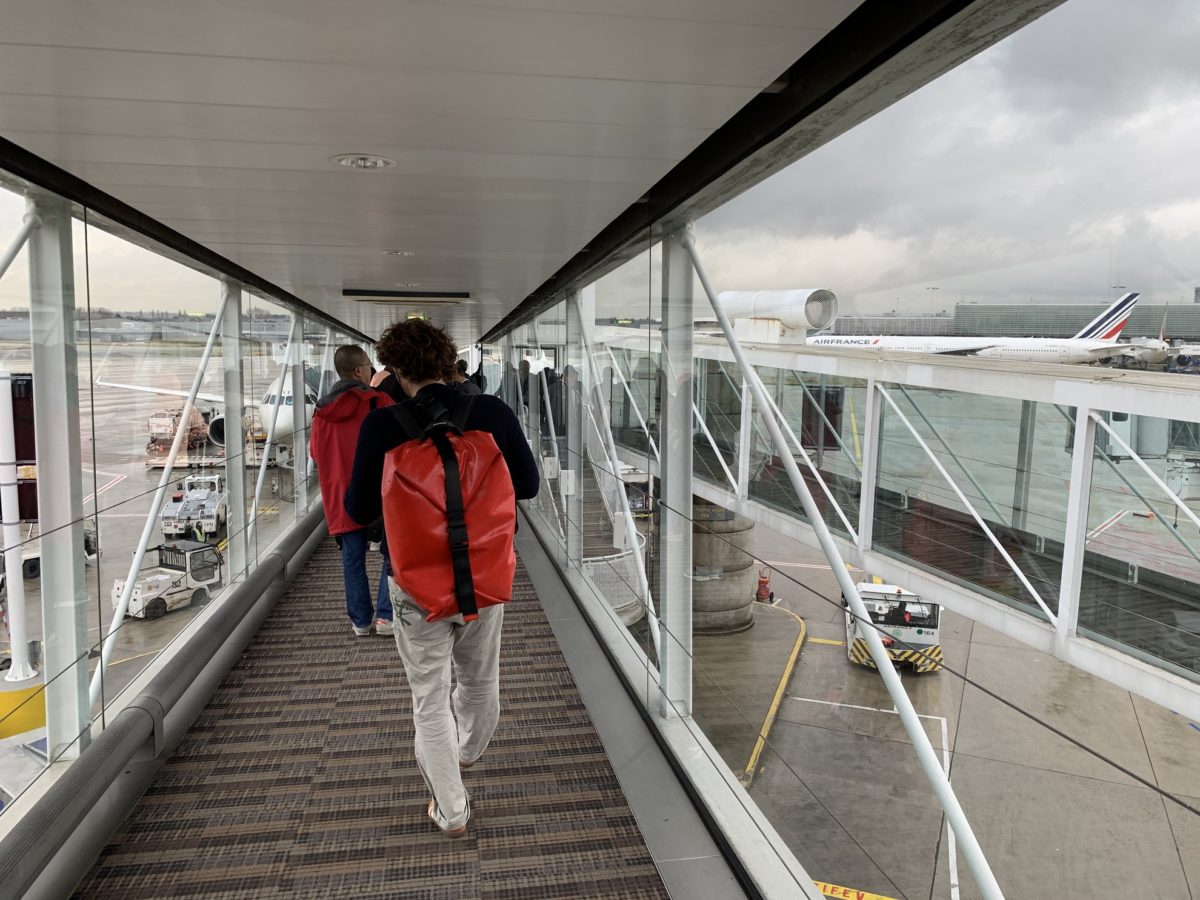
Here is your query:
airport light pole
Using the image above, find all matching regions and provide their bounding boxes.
[682,227,1004,900]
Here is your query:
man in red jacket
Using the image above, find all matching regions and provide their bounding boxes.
[310,346,394,636]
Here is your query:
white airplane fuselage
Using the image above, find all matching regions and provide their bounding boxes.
[805,334,1121,364]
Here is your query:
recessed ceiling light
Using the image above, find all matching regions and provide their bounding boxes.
[331,153,396,170]
[383,249,416,257]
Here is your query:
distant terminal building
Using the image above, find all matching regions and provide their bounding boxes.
[833,315,953,336]
[953,303,1200,341]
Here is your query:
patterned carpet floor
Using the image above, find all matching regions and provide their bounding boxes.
[75,540,668,899]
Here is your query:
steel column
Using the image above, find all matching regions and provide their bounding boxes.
[658,231,693,718]
[1057,408,1096,646]
[289,331,309,515]
[1012,400,1037,531]
[855,380,882,555]
[565,292,585,568]
[28,197,90,756]
[220,279,247,578]
[737,377,753,501]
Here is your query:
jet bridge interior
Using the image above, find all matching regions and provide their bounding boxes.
[0,0,1198,898]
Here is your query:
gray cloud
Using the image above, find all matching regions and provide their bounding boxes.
[695,0,1200,315]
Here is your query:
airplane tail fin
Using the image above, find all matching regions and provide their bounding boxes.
[1073,292,1139,341]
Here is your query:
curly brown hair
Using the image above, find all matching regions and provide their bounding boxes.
[375,319,458,384]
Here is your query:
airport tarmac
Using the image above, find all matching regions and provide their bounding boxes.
[0,342,309,804]
[697,524,1200,900]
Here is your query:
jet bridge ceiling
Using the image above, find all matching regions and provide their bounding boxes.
[0,0,858,343]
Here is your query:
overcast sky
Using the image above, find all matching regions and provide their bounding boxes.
[688,0,1200,317]
[3,0,1199,327]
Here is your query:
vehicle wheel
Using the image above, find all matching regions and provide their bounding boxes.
[192,588,210,607]
[22,558,40,580]
[145,598,167,620]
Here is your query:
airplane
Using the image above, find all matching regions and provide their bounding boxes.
[95,372,319,449]
[1112,308,1200,370]
[806,292,1140,364]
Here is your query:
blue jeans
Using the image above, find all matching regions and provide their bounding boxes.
[337,529,392,626]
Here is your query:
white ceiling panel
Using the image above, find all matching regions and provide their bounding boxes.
[0,0,861,340]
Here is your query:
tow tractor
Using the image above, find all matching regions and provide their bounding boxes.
[843,582,943,673]
[112,540,224,619]
[160,474,227,541]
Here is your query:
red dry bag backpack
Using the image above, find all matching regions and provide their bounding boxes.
[381,394,516,622]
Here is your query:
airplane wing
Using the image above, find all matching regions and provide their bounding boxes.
[932,345,998,356]
[95,377,224,405]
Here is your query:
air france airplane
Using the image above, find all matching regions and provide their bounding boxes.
[807,292,1140,364]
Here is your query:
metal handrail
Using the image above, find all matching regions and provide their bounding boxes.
[0,504,327,898]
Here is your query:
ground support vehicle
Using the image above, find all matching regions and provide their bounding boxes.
[111,540,224,619]
[160,474,227,540]
[844,582,943,673]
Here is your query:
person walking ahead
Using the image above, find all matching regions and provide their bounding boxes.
[310,345,395,636]
[345,320,537,837]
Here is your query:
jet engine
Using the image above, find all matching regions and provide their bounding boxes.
[206,415,226,447]
[718,289,839,332]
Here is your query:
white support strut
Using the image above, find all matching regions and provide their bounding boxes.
[0,202,40,284]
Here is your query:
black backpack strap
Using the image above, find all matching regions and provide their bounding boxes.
[449,392,476,431]
[388,402,428,440]
[428,429,477,619]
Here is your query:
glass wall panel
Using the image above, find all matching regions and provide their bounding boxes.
[873,387,1072,620]
[522,301,568,559]
[578,246,656,668]
[743,365,865,539]
[1078,411,1200,680]
[76,209,229,726]
[243,293,294,562]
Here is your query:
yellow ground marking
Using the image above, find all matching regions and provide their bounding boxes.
[816,881,899,900]
[110,649,163,667]
[847,392,863,466]
[741,603,806,789]
[0,683,46,738]
[808,637,847,647]
[217,537,229,551]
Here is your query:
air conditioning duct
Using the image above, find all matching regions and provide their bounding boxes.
[718,289,838,341]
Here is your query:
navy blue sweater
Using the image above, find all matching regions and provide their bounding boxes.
[344,383,539,526]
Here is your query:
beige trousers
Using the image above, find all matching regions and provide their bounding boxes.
[390,579,504,830]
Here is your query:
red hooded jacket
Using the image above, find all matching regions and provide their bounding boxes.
[310,380,393,535]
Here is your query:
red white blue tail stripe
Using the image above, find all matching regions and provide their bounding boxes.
[1073,292,1140,341]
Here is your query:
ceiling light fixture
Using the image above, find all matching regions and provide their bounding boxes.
[383,249,416,256]
[331,153,396,170]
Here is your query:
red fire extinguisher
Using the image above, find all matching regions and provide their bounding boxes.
[755,568,773,603]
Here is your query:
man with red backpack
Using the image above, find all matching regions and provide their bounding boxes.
[345,320,537,838]
[310,346,395,636]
